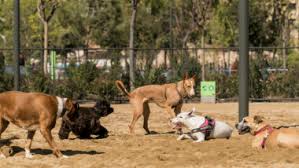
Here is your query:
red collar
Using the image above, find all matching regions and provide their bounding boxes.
[253,125,274,136]
[253,125,274,148]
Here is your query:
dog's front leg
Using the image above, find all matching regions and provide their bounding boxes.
[177,134,186,140]
[165,106,177,128]
[25,130,36,158]
[165,106,176,119]
[193,132,205,143]
[177,133,192,141]
[93,122,108,139]
[40,127,67,158]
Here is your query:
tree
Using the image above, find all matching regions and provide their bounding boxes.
[37,0,59,74]
[208,0,238,47]
[172,0,215,80]
[0,0,13,48]
[0,15,6,45]
[209,0,290,47]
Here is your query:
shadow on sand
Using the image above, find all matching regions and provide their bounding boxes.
[10,146,104,157]
[145,130,176,135]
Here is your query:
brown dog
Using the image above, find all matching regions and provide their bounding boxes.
[236,115,299,149]
[0,91,75,158]
[115,75,196,134]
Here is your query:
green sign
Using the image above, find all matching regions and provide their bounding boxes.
[201,81,216,96]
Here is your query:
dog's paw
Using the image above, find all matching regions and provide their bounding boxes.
[176,130,183,135]
[177,135,185,141]
[25,149,33,159]
[193,140,204,143]
[62,155,69,159]
[0,153,6,159]
[25,153,33,159]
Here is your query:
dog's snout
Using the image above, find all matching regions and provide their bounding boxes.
[170,118,176,123]
[190,89,195,96]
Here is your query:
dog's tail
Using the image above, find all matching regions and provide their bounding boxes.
[115,80,130,97]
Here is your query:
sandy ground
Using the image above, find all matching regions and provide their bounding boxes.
[1,102,299,168]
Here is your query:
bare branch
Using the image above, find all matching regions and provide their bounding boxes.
[37,0,46,22]
[46,0,59,22]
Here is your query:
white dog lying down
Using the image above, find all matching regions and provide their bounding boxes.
[171,108,233,142]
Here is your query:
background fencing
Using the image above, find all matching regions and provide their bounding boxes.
[0,46,298,103]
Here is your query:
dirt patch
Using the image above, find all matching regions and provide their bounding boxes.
[1,103,299,168]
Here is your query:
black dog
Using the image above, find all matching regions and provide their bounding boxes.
[58,100,114,139]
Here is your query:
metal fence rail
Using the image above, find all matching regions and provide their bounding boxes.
[0,47,298,102]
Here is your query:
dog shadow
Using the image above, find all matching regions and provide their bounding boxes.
[67,135,109,140]
[10,146,104,156]
[145,131,176,136]
[0,135,19,147]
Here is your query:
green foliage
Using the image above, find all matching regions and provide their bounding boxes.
[209,0,238,46]
[22,70,52,93]
[288,51,299,68]
[0,0,298,100]
[0,74,14,92]
[207,73,238,99]
[249,59,266,98]
[209,0,288,47]
[0,0,292,49]
[0,53,13,92]
[134,67,167,87]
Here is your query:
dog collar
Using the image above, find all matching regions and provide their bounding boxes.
[56,97,67,117]
[253,125,273,136]
[176,82,187,98]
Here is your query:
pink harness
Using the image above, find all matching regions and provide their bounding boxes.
[191,116,215,139]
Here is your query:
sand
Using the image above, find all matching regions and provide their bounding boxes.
[0,102,299,168]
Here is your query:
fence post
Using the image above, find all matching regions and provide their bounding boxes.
[228,49,231,76]
[238,0,249,122]
[13,0,20,91]
[129,0,137,91]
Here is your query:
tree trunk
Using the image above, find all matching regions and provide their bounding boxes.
[129,0,137,91]
[37,0,58,75]
[282,15,288,69]
[201,30,205,81]
[43,21,48,74]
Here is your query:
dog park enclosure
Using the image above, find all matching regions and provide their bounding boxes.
[0,102,299,167]
[0,0,298,103]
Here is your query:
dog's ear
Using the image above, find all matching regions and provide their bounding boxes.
[191,107,196,113]
[253,115,264,124]
[191,74,196,80]
[188,109,194,116]
[183,73,189,85]
[184,73,189,80]
[74,101,80,109]
[65,99,73,111]
[64,99,79,120]
[65,99,79,114]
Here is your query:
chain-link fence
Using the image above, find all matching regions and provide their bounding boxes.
[0,47,298,102]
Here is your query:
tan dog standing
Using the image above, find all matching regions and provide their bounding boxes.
[0,91,75,158]
[236,115,299,149]
[116,75,196,134]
